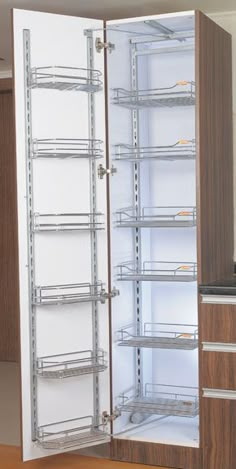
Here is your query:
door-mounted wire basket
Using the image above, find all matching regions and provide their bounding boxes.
[36,349,107,379]
[30,66,102,92]
[33,212,104,232]
[33,282,106,306]
[31,138,103,159]
[36,415,109,450]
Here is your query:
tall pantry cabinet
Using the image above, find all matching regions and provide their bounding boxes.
[10,7,233,469]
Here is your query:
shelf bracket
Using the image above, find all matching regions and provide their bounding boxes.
[100,287,120,304]
[95,37,115,53]
[102,408,121,425]
[98,164,117,179]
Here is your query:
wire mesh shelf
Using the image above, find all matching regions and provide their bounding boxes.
[30,66,102,92]
[33,212,104,232]
[33,282,107,306]
[36,349,107,379]
[113,81,195,109]
[114,139,195,162]
[118,384,199,418]
[115,206,196,228]
[31,138,103,159]
[36,416,109,450]
[117,261,197,282]
[117,323,198,350]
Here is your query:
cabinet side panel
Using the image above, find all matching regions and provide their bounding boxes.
[0,86,19,362]
[111,439,202,469]
[195,11,234,284]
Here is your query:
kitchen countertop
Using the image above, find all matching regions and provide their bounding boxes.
[199,278,236,296]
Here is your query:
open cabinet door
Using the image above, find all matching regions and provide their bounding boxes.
[12,9,112,461]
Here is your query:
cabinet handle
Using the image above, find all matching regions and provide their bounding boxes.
[203,388,236,400]
[202,342,236,352]
[201,295,236,305]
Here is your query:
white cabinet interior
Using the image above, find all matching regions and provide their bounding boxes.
[107,13,198,447]
[13,8,199,462]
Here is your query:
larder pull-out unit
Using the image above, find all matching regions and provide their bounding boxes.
[12,8,233,469]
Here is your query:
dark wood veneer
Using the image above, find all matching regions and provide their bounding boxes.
[0,77,13,91]
[201,351,236,390]
[195,11,234,285]
[0,86,19,361]
[200,303,236,343]
[202,398,236,469]
[111,439,201,469]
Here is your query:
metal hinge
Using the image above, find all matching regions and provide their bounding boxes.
[100,287,120,304]
[95,37,115,53]
[98,164,117,179]
[102,408,121,425]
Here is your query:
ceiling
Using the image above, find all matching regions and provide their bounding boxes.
[0,0,236,72]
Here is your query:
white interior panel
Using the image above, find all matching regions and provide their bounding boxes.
[13,9,110,461]
[107,12,198,447]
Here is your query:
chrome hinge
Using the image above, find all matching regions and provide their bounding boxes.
[100,287,120,304]
[102,408,121,425]
[96,37,115,53]
[98,164,117,179]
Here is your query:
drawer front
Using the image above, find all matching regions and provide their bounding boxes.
[199,302,236,343]
[201,350,236,390]
[201,396,236,469]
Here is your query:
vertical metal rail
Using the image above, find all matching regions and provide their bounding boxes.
[131,43,143,396]
[23,29,37,440]
[86,31,100,426]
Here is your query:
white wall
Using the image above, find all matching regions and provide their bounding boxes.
[209,11,236,258]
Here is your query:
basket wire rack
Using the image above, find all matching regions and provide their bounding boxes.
[33,282,107,306]
[117,261,197,282]
[30,66,103,92]
[117,322,198,350]
[113,139,195,162]
[36,415,109,450]
[118,384,199,418]
[36,349,107,379]
[115,206,196,228]
[33,212,104,232]
[112,81,195,109]
[31,138,103,159]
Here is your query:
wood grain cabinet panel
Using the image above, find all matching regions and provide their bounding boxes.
[200,303,236,343]
[202,397,236,469]
[111,439,202,469]
[0,86,19,362]
[201,351,236,390]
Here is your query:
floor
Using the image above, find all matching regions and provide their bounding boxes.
[0,445,173,469]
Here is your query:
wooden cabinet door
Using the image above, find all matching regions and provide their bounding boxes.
[202,394,236,469]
